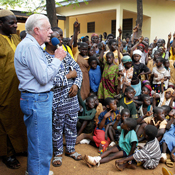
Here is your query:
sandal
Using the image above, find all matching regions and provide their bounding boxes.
[65,152,82,161]
[2,156,20,169]
[52,156,62,167]
[165,159,174,168]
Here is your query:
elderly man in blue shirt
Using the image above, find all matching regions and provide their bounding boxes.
[14,14,66,175]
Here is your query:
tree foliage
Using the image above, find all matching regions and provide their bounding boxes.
[0,0,88,13]
[0,0,23,8]
[0,0,88,26]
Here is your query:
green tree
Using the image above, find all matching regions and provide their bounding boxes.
[0,0,88,27]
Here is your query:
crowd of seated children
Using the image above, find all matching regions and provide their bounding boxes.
[137,107,167,142]
[117,87,137,119]
[76,97,120,147]
[115,125,161,170]
[55,19,175,171]
[84,118,138,167]
[105,108,130,146]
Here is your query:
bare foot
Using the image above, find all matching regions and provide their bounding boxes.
[115,162,125,171]
[171,154,175,162]
[83,154,99,167]
[76,133,85,144]
[84,155,92,168]
[160,157,166,163]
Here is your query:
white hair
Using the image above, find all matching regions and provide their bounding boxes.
[25,14,49,34]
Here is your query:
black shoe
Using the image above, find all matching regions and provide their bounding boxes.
[2,156,20,169]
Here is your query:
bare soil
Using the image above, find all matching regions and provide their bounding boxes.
[0,144,174,175]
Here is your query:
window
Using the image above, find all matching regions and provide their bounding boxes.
[87,22,95,33]
[111,19,133,39]
[122,18,133,39]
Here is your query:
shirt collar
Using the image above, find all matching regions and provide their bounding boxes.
[26,34,44,51]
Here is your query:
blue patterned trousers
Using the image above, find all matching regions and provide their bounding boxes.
[52,111,78,156]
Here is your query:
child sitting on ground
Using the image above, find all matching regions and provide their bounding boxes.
[161,105,171,120]
[117,87,137,119]
[77,96,96,136]
[160,114,175,164]
[88,56,101,94]
[117,40,133,93]
[153,88,174,107]
[134,84,153,108]
[105,108,130,146]
[92,95,103,126]
[137,94,153,124]
[137,107,167,141]
[88,92,104,127]
[169,91,175,109]
[115,125,161,170]
[84,118,138,167]
[98,52,119,101]
[76,97,119,147]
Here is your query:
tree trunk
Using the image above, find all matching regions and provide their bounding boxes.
[137,0,143,37]
[46,0,57,27]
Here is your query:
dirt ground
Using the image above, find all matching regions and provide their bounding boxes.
[0,144,174,175]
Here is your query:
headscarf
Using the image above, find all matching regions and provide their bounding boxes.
[168,85,175,89]
[142,80,150,85]
[144,85,152,96]
[162,88,174,106]
[0,9,14,18]
[139,43,145,49]
[91,33,99,39]
[122,55,132,64]
[133,49,142,56]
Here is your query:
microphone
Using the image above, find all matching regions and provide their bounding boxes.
[51,37,60,48]
[51,37,66,62]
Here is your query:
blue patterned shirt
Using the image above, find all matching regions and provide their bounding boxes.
[45,52,82,114]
